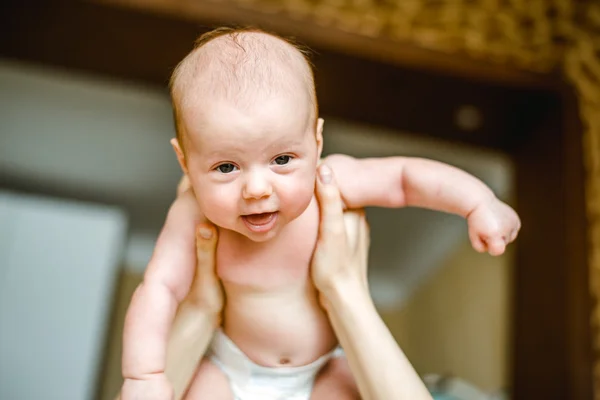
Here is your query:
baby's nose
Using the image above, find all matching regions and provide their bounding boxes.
[242,171,273,200]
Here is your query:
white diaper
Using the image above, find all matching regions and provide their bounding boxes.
[208,329,343,400]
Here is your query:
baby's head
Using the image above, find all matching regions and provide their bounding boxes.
[170,27,324,241]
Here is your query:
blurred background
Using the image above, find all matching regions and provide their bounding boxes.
[0,54,513,400]
[0,1,595,400]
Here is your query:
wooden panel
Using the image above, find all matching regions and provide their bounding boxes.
[512,88,592,399]
[88,0,558,89]
[562,89,593,399]
[0,0,554,151]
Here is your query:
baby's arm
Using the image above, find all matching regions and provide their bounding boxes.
[325,154,520,255]
[120,190,203,399]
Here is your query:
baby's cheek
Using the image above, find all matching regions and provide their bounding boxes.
[198,189,232,223]
[280,179,314,217]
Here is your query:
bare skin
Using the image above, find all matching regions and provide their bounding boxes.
[164,166,431,400]
[120,30,520,400]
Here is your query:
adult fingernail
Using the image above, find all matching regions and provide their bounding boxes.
[198,226,213,239]
[319,165,332,184]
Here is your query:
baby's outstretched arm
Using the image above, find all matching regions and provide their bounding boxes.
[119,190,206,400]
[325,154,520,255]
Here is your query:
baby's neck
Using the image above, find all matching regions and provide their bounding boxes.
[214,197,320,291]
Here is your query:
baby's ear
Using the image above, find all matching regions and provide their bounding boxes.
[316,118,324,159]
[170,138,189,175]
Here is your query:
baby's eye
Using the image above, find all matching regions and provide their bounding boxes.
[273,155,292,165]
[216,163,237,173]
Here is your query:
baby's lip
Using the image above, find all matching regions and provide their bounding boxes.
[241,212,278,233]
[242,210,277,216]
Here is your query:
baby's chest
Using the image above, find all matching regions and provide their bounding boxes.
[216,202,320,289]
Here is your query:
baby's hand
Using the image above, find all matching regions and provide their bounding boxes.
[467,198,521,256]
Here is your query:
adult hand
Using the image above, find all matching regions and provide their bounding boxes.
[165,223,224,400]
[185,223,224,315]
[311,163,370,304]
[310,163,433,400]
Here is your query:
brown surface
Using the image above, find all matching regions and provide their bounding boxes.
[0,0,554,151]
[512,88,593,399]
[96,270,143,400]
[562,89,594,400]
[87,0,558,89]
[382,242,514,392]
[0,1,592,399]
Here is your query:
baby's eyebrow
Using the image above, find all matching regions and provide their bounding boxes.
[195,146,236,163]
[202,141,246,156]
[204,149,240,160]
[201,134,305,159]
[269,135,306,149]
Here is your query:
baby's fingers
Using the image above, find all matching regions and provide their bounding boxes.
[487,238,506,256]
[469,230,487,253]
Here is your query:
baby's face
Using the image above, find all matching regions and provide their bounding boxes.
[181,95,322,242]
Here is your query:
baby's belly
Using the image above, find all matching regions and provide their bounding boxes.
[214,198,337,366]
[222,281,338,367]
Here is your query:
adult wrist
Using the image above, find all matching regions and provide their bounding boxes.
[319,275,370,313]
[171,302,221,339]
[182,293,223,318]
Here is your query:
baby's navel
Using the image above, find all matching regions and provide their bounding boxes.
[279,357,291,365]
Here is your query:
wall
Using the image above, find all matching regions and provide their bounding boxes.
[0,58,181,235]
[382,242,513,393]
[0,191,127,400]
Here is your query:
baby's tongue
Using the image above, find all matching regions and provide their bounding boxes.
[245,212,274,225]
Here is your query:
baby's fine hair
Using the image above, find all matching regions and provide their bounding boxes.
[169,26,318,151]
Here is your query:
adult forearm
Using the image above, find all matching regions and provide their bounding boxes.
[323,278,432,400]
[165,299,220,400]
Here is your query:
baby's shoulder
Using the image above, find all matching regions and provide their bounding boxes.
[319,153,358,171]
[319,153,368,185]
[168,189,204,227]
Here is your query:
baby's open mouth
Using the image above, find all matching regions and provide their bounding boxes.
[241,212,278,232]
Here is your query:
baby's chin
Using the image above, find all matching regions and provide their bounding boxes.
[242,229,280,243]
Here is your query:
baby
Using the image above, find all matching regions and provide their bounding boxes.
[121,27,520,400]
